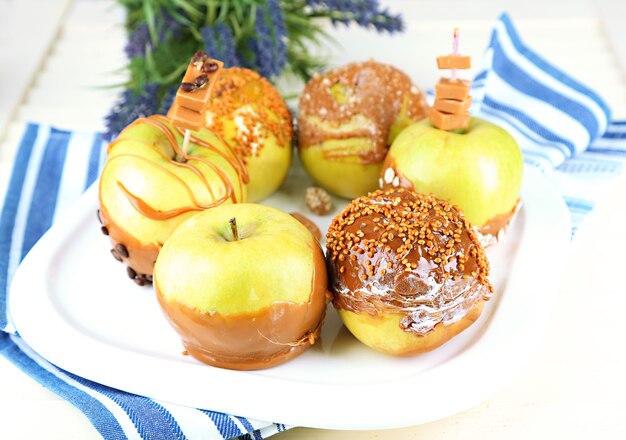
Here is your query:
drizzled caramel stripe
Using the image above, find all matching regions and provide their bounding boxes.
[107,115,248,221]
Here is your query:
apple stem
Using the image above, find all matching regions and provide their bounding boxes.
[182,129,191,156]
[229,217,239,241]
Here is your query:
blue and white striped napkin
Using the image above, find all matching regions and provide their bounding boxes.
[0,125,285,438]
[1,12,625,440]
[472,13,626,236]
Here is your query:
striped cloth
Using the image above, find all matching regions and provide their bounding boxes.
[1,12,626,440]
[471,13,626,237]
[472,13,613,172]
[0,125,285,438]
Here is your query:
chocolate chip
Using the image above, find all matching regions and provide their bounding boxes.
[115,243,129,258]
[191,50,208,64]
[127,266,137,280]
[134,277,146,286]
[194,74,208,87]
[132,273,154,286]
[181,82,196,92]
[101,226,109,236]
[202,61,218,73]
[97,209,103,225]
[110,249,123,262]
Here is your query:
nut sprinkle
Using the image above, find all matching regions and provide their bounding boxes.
[305,186,333,215]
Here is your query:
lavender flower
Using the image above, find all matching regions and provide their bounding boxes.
[124,12,182,59]
[157,84,178,116]
[245,0,288,78]
[200,23,240,67]
[306,0,403,33]
[104,84,160,140]
[267,0,288,69]
[125,23,150,59]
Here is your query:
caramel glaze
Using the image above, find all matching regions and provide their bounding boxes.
[326,188,492,336]
[477,201,519,237]
[298,60,428,165]
[99,115,249,280]
[381,161,519,238]
[155,240,330,370]
[290,212,322,242]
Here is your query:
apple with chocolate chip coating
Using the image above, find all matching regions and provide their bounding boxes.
[297,60,428,199]
[98,115,247,284]
[382,117,523,237]
[202,67,293,202]
[154,203,328,370]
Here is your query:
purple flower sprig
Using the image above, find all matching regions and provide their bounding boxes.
[305,0,403,33]
[107,0,404,140]
[200,23,240,68]
[243,0,288,78]
[124,11,182,59]
[104,84,160,140]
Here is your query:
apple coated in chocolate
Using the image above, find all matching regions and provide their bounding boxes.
[326,188,493,354]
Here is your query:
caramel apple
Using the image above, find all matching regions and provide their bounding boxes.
[98,115,247,284]
[383,30,523,243]
[382,117,523,242]
[154,204,328,370]
[297,60,428,199]
[326,188,493,355]
[202,67,293,202]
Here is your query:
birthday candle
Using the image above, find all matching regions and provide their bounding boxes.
[429,28,472,131]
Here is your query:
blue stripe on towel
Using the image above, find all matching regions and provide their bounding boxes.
[601,131,626,139]
[203,410,244,438]
[482,96,575,157]
[490,37,599,144]
[237,416,264,440]
[585,147,626,156]
[20,128,70,259]
[86,133,104,189]
[499,13,612,123]
[0,123,38,330]
[67,371,188,440]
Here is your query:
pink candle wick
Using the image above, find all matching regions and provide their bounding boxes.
[451,27,459,81]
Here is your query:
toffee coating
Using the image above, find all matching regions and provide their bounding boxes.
[155,238,329,370]
[326,188,493,345]
[298,60,428,164]
[381,160,519,241]
[99,115,248,281]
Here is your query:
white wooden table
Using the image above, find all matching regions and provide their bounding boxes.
[1,0,626,438]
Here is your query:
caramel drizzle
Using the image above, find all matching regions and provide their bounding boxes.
[110,115,248,221]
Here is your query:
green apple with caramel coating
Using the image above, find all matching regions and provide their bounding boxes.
[154,203,328,370]
[382,117,523,235]
[98,115,247,283]
[298,60,428,199]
